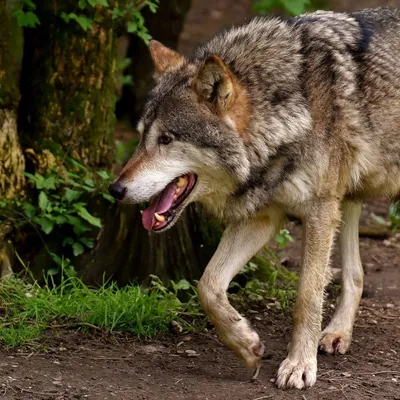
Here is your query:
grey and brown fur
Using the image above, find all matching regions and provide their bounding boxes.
[109,7,400,390]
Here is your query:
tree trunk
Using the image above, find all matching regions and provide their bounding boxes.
[0,0,25,276]
[0,0,24,199]
[116,0,192,124]
[18,1,120,169]
[81,202,222,286]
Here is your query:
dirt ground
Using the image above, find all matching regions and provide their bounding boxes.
[1,1,399,399]
[0,201,399,400]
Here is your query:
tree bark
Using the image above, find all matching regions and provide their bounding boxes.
[0,0,25,199]
[18,1,120,169]
[81,202,222,286]
[116,0,192,124]
[0,0,25,276]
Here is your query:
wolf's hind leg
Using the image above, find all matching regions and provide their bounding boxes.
[276,200,340,389]
[319,201,363,355]
[197,209,284,375]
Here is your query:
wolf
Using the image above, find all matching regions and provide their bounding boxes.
[109,7,400,389]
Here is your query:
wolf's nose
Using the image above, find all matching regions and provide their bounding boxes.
[108,181,127,201]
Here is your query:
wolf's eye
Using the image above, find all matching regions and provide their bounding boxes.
[159,135,173,145]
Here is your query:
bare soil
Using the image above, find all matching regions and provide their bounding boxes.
[2,1,399,399]
[0,200,399,399]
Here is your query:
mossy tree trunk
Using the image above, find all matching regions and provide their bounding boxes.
[116,0,192,124]
[18,1,120,169]
[0,0,25,276]
[0,0,25,199]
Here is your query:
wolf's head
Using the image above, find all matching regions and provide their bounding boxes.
[109,41,252,232]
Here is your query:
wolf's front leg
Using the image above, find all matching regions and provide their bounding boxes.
[276,200,340,389]
[198,210,284,376]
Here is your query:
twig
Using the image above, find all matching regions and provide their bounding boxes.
[15,385,59,397]
[355,370,400,375]
[252,396,273,400]
[302,396,308,400]
[49,322,103,330]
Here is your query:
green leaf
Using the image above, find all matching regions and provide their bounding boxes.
[120,75,133,86]
[38,192,50,211]
[173,279,191,291]
[76,15,93,31]
[80,237,95,249]
[51,215,68,225]
[14,10,40,28]
[34,217,54,234]
[63,237,74,246]
[23,0,36,10]
[111,7,124,19]
[127,21,137,33]
[41,175,57,190]
[370,213,387,226]
[78,0,87,9]
[47,267,60,276]
[22,202,36,218]
[65,215,91,236]
[76,207,102,228]
[72,242,85,256]
[64,189,82,203]
[96,170,113,180]
[101,192,116,203]
[84,178,95,187]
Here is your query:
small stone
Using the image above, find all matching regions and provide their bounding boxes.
[170,320,183,334]
[386,303,395,309]
[392,378,398,383]
[185,350,200,357]
[341,372,352,377]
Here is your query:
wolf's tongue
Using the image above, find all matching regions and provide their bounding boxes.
[142,181,178,231]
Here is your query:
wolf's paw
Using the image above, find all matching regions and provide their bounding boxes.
[276,357,317,389]
[319,330,351,355]
[218,322,264,373]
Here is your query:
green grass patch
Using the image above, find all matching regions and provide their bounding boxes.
[0,231,298,348]
[0,273,187,347]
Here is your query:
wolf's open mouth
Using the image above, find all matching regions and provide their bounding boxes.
[141,174,197,231]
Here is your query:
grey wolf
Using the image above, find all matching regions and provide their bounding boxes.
[109,7,400,389]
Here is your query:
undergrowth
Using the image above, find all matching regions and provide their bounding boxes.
[0,230,297,347]
[0,271,184,347]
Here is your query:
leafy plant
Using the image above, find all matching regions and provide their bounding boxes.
[229,230,298,309]
[14,0,40,28]
[0,158,115,274]
[60,0,160,43]
[390,201,400,232]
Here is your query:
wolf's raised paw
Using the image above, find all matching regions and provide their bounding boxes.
[276,357,317,389]
[319,330,351,355]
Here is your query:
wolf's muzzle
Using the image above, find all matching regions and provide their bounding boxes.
[108,181,127,201]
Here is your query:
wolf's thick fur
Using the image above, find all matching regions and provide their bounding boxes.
[110,7,400,389]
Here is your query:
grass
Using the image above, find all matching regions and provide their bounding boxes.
[0,273,185,347]
[0,238,298,348]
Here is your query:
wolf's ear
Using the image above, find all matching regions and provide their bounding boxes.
[149,40,185,74]
[193,56,235,113]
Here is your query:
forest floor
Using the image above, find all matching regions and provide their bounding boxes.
[1,1,399,399]
[0,201,399,400]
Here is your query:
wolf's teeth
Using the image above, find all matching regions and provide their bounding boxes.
[175,188,181,194]
[154,213,165,222]
[173,194,178,200]
[140,210,143,214]
[177,176,187,187]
